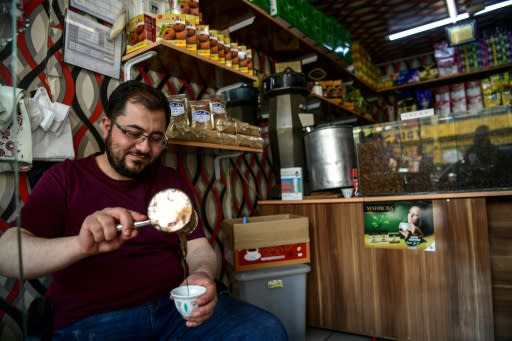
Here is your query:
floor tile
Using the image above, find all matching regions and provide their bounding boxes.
[327,331,372,341]
[306,327,331,340]
[306,327,374,341]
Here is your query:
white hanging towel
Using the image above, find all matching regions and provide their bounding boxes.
[0,86,32,173]
[0,85,26,130]
[29,87,75,161]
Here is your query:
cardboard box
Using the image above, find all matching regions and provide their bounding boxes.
[221,214,310,271]
[155,13,187,48]
[275,60,301,73]
[280,167,303,200]
[126,13,155,54]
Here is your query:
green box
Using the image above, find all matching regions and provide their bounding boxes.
[250,0,270,13]
[323,16,338,51]
[270,0,296,22]
[334,26,352,64]
[309,8,324,44]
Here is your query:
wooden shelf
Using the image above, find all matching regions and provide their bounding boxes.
[200,0,376,92]
[168,138,263,153]
[122,41,257,88]
[377,63,512,93]
[311,94,376,123]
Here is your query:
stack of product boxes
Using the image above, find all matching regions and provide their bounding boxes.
[125,0,254,77]
[351,41,381,89]
[266,0,351,63]
[165,94,264,149]
[432,71,510,116]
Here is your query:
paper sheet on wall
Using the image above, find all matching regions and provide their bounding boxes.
[70,0,125,24]
[63,10,122,79]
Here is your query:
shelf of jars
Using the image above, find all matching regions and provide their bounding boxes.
[377,63,512,93]
[200,0,376,92]
[167,138,263,153]
[121,40,257,88]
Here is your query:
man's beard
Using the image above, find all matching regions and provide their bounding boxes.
[105,133,152,178]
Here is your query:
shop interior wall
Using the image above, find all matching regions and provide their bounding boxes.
[0,0,274,327]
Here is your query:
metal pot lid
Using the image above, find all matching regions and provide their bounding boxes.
[263,67,308,95]
[224,84,259,104]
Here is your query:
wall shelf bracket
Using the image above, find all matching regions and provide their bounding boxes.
[123,50,157,81]
[214,152,241,181]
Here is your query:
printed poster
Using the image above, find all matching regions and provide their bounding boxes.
[363,200,435,251]
[63,10,122,79]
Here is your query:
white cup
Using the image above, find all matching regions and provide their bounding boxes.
[170,285,207,317]
[341,188,354,198]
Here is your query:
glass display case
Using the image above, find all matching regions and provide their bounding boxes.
[353,105,512,195]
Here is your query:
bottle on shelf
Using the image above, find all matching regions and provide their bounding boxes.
[352,167,359,197]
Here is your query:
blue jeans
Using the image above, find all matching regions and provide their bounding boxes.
[52,289,287,341]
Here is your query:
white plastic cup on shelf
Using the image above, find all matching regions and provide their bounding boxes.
[341,188,354,198]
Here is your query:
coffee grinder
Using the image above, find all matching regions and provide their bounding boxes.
[263,67,310,198]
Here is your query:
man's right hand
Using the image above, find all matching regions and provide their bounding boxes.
[78,207,146,255]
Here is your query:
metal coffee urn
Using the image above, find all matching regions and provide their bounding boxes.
[263,67,309,197]
[304,125,356,191]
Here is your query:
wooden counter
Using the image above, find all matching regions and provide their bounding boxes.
[258,191,512,341]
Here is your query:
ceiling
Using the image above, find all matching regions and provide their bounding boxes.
[308,0,512,65]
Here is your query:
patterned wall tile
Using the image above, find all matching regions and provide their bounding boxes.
[0,0,274,324]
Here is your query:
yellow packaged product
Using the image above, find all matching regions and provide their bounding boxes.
[236,121,261,137]
[224,36,232,66]
[189,100,214,129]
[185,15,199,52]
[196,25,210,57]
[126,13,155,54]
[189,127,220,143]
[238,45,249,73]
[210,95,227,128]
[155,13,187,48]
[219,133,237,146]
[230,42,239,70]
[246,48,254,75]
[215,117,237,134]
[217,34,225,64]
[166,94,189,138]
[209,30,219,61]
[170,0,200,15]
[236,134,264,149]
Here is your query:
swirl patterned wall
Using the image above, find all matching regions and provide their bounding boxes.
[0,0,275,325]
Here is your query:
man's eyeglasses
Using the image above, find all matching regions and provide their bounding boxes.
[110,119,168,147]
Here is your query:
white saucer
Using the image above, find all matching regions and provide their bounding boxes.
[244,252,261,261]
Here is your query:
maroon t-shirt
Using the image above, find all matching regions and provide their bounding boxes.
[19,154,205,329]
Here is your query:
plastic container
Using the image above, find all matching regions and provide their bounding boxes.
[230,264,311,341]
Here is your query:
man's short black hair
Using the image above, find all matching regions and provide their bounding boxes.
[106,80,171,127]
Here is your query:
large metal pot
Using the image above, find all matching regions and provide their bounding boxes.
[304,125,356,191]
